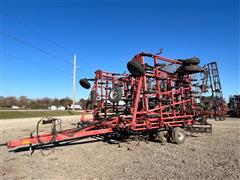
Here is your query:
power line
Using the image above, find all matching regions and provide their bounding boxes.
[0,10,74,55]
[0,11,103,75]
[0,11,104,78]
[0,31,72,65]
[3,52,71,76]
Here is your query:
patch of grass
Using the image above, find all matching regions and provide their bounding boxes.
[0,110,83,119]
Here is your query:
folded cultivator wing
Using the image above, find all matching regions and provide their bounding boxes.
[3,51,218,151]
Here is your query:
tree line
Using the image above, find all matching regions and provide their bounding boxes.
[0,96,88,109]
[228,95,240,117]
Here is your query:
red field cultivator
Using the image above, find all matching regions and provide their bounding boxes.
[2,51,213,151]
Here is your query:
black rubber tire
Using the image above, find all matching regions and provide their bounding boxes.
[171,127,186,144]
[108,87,122,103]
[180,57,200,65]
[127,61,145,77]
[183,65,203,72]
[156,131,168,144]
[79,78,91,89]
[177,65,203,75]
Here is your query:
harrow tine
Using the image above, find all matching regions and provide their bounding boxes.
[186,124,212,133]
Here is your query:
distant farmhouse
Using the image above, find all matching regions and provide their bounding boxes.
[67,104,82,110]
[48,105,66,110]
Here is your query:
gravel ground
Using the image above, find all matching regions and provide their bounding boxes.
[1,117,240,179]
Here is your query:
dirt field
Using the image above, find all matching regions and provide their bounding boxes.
[1,117,240,179]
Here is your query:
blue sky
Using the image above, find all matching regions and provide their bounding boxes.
[0,0,239,100]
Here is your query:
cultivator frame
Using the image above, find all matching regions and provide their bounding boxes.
[3,51,213,150]
[86,53,197,130]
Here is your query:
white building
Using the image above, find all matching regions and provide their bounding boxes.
[57,106,66,110]
[12,105,20,109]
[48,105,57,110]
[68,104,82,110]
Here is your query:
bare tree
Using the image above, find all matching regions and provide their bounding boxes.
[0,96,4,107]
[0,96,78,109]
[79,98,88,109]
[18,96,29,108]
[5,96,18,107]
[53,98,60,106]
[59,97,72,108]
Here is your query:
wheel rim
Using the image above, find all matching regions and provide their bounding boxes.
[177,132,184,142]
[110,90,118,99]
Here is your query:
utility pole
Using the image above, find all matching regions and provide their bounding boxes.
[72,53,76,111]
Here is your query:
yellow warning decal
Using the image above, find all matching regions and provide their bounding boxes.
[22,140,30,144]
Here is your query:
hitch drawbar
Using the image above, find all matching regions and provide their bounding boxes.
[5,128,113,148]
[3,116,115,149]
[0,143,7,147]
